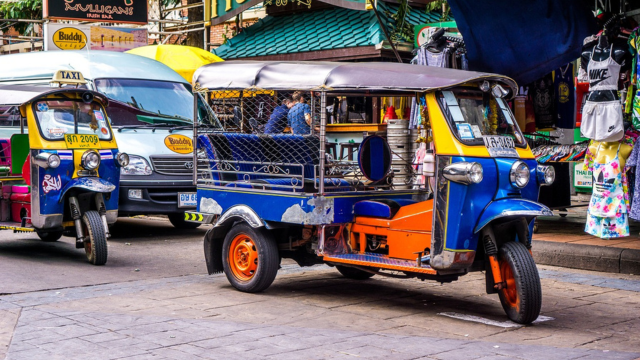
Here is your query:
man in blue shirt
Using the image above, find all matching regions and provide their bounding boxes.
[264,97,293,134]
[287,91,312,134]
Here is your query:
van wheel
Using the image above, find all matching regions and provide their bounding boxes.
[83,211,108,266]
[168,213,201,229]
[498,241,541,324]
[336,265,376,280]
[222,223,279,293]
[37,230,63,242]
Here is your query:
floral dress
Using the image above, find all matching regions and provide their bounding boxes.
[584,144,629,238]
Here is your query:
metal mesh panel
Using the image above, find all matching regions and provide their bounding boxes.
[196,90,424,193]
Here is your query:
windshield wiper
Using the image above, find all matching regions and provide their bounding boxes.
[168,125,194,133]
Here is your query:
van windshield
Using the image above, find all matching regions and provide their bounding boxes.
[437,89,525,147]
[95,79,194,124]
[34,100,112,141]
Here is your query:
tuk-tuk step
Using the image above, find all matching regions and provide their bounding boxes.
[0,221,35,232]
[323,252,437,274]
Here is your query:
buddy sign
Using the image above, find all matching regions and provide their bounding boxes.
[43,0,148,24]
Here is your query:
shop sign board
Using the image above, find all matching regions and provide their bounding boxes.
[414,21,457,48]
[43,0,148,24]
[45,23,148,52]
[573,162,592,191]
[208,0,368,26]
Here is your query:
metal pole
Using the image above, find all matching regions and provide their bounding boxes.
[319,92,327,194]
[370,2,403,63]
[193,91,198,186]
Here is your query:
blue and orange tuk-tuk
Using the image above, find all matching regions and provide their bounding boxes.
[187,61,555,324]
[0,70,129,265]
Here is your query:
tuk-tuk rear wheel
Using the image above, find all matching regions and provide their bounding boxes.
[336,265,377,280]
[82,210,108,266]
[222,223,279,293]
[498,241,541,324]
[37,230,63,242]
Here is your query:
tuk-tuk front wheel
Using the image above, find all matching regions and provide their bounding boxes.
[37,230,63,242]
[222,224,279,293]
[82,210,108,266]
[498,241,542,324]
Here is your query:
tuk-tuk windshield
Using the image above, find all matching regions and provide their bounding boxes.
[34,100,112,141]
[437,89,526,147]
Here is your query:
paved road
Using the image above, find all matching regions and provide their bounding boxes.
[1,218,639,359]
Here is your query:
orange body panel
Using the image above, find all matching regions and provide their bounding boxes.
[352,199,434,261]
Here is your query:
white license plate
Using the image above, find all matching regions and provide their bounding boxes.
[483,135,518,158]
[178,192,197,208]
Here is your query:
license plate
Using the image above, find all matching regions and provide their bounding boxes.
[483,135,518,158]
[178,192,197,208]
[64,134,99,149]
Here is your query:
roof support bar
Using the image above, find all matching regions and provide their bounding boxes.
[370,3,403,63]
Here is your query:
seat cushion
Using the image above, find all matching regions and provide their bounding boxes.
[11,185,30,194]
[10,192,30,202]
[354,199,416,219]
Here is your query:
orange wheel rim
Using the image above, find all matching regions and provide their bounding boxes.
[228,234,258,281]
[500,261,519,308]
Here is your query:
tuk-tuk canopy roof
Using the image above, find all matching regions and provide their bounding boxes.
[193,61,518,95]
[0,85,109,106]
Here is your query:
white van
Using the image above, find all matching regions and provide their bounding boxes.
[0,51,219,228]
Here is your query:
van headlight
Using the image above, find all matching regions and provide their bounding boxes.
[121,155,152,176]
[81,150,101,170]
[443,162,483,185]
[537,165,555,186]
[510,161,530,188]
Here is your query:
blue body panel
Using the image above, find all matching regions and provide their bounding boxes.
[197,187,417,225]
[474,198,551,233]
[37,149,119,216]
[443,156,543,252]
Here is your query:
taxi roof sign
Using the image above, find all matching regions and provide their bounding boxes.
[50,70,87,86]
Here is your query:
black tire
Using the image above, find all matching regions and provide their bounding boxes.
[222,223,279,293]
[559,208,568,218]
[82,210,108,266]
[168,213,201,229]
[498,241,542,324]
[336,265,376,280]
[37,230,63,242]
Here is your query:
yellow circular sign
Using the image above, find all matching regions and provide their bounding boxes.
[164,134,193,154]
[53,27,87,50]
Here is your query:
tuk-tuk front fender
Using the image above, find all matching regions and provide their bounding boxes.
[59,177,116,202]
[474,198,552,233]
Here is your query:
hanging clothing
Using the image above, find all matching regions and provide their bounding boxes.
[625,142,640,220]
[587,44,621,91]
[425,48,447,67]
[584,144,630,239]
[555,63,575,129]
[532,73,556,130]
[580,101,624,142]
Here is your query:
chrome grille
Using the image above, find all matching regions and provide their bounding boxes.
[150,156,194,176]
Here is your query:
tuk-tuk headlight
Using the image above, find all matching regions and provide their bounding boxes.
[81,150,101,170]
[443,162,483,185]
[116,152,129,167]
[34,152,60,169]
[510,161,530,188]
[537,165,555,186]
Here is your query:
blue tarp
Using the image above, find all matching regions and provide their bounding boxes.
[447,0,597,85]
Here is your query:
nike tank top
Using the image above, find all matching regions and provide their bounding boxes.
[587,44,621,91]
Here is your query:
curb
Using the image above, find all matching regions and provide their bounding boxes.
[532,240,640,275]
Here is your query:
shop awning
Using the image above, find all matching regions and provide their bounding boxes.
[447,0,597,85]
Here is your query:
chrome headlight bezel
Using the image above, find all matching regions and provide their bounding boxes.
[81,150,101,170]
[443,162,483,185]
[537,165,555,186]
[33,152,61,169]
[116,152,129,167]
[510,160,530,188]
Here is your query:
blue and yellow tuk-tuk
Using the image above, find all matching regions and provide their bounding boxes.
[0,70,129,265]
[187,61,555,324]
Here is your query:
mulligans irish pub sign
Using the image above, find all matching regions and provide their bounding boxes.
[43,0,148,24]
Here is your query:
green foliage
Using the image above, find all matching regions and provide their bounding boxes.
[386,0,413,43]
[425,0,451,21]
[0,0,42,34]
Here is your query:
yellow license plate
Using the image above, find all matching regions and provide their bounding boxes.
[64,134,99,149]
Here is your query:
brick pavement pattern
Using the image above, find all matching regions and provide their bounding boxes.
[1,264,640,360]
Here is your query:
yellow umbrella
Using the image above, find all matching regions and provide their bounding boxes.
[126,44,223,83]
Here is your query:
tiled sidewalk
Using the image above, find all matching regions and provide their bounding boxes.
[534,215,640,250]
